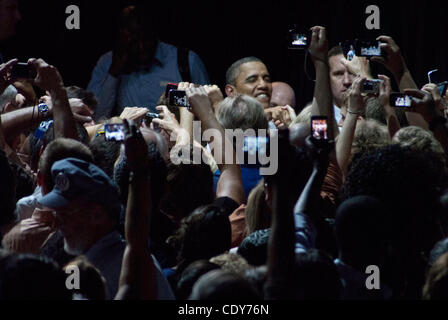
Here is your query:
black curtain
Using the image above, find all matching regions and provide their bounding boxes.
[4,0,448,112]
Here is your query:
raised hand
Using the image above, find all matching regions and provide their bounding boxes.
[308,26,328,64]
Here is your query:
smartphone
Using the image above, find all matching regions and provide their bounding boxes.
[169,89,190,107]
[165,83,178,99]
[362,79,381,95]
[390,93,412,108]
[12,62,33,79]
[355,39,382,57]
[104,124,125,142]
[288,27,308,50]
[311,116,329,141]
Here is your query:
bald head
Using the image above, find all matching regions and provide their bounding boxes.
[270,82,296,108]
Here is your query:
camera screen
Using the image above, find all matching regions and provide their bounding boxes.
[105,124,125,141]
[291,34,307,46]
[359,40,381,56]
[243,136,269,157]
[312,119,328,140]
[394,95,412,107]
[169,90,190,107]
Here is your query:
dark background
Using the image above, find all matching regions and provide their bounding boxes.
[1,0,447,111]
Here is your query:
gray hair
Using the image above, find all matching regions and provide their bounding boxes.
[0,85,18,113]
[217,95,268,131]
[225,57,263,86]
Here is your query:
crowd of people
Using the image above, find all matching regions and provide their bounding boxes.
[1,2,448,300]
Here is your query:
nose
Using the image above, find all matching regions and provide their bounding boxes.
[343,71,353,88]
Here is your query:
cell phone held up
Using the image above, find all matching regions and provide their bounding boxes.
[169,90,190,107]
[287,26,308,50]
[361,79,381,95]
[11,62,34,79]
[390,93,412,108]
[354,39,382,57]
[104,124,125,142]
[311,116,329,141]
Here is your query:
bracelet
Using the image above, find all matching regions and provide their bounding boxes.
[347,109,361,115]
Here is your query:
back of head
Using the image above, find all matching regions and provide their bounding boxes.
[0,253,71,300]
[217,95,268,131]
[209,253,251,276]
[175,205,232,270]
[66,86,98,112]
[89,134,121,178]
[30,121,90,173]
[38,138,94,193]
[350,119,390,160]
[237,228,270,266]
[294,249,342,300]
[189,269,260,300]
[335,196,389,270]
[393,126,446,178]
[176,260,220,300]
[64,256,106,300]
[226,57,263,86]
[271,81,296,108]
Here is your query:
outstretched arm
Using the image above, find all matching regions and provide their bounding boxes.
[371,36,427,129]
[28,58,78,140]
[186,86,245,205]
[336,76,366,178]
[309,26,336,139]
[115,120,156,300]
[378,75,401,138]
[264,130,296,299]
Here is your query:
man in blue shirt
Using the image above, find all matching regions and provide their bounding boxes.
[87,5,209,120]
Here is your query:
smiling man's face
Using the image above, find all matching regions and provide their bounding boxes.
[231,61,272,109]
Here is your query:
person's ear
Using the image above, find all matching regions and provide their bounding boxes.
[225,84,236,97]
[3,102,16,114]
[37,170,44,187]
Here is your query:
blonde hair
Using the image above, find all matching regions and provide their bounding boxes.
[245,180,271,235]
[392,126,446,174]
[351,119,391,156]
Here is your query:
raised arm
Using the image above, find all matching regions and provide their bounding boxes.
[115,119,156,300]
[336,76,366,178]
[264,130,296,299]
[28,58,78,140]
[378,75,401,138]
[371,36,427,129]
[308,26,336,140]
[186,86,245,205]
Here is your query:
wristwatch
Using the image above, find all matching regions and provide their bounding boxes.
[37,103,49,119]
